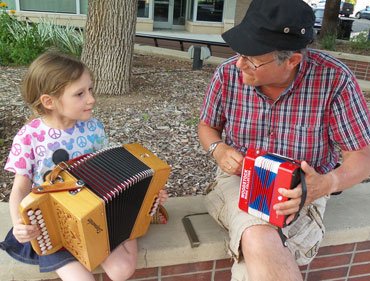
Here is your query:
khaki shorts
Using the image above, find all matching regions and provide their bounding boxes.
[204,168,328,266]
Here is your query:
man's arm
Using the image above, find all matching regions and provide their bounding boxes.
[198,120,244,175]
[274,145,370,223]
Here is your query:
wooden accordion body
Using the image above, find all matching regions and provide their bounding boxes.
[239,148,301,228]
[19,143,171,271]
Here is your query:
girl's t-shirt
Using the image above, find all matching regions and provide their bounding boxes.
[4,117,109,186]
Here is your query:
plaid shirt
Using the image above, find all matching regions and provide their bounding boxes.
[200,49,370,174]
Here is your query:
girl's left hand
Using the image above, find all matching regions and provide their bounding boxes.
[158,189,168,205]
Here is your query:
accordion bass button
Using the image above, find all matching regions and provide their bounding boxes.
[27,210,34,216]
[35,209,42,216]
[29,215,36,221]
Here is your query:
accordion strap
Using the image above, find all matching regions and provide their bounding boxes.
[32,160,84,194]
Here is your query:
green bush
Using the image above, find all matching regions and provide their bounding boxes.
[349,31,370,51]
[0,1,84,66]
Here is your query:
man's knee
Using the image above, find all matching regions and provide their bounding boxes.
[241,225,282,254]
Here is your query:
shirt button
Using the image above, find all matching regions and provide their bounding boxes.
[270,131,274,136]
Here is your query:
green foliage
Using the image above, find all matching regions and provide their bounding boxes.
[319,34,337,51]
[349,31,370,51]
[0,2,83,66]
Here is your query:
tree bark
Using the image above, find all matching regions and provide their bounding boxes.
[81,0,137,95]
[319,0,341,39]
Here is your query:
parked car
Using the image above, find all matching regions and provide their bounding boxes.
[315,1,354,17]
[313,8,325,29]
[355,6,370,20]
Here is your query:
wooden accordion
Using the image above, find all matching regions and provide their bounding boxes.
[19,143,171,271]
[239,148,304,228]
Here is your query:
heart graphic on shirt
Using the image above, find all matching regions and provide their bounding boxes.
[29,119,41,128]
[21,134,32,145]
[15,157,27,169]
[64,127,75,135]
[47,142,60,151]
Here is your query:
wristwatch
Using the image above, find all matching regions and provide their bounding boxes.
[208,140,223,156]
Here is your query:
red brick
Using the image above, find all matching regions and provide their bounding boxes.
[299,264,308,271]
[214,269,232,281]
[215,258,233,269]
[349,263,370,276]
[317,243,355,256]
[306,267,348,280]
[348,275,370,281]
[130,267,158,279]
[309,254,352,269]
[357,241,370,251]
[348,276,370,281]
[353,251,370,263]
[161,261,213,275]
[162,272,212,281]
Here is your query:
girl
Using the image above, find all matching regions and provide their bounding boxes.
[0,51,168,281]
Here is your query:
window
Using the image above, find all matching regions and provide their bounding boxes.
[196,0,224,22]
[137,0,150,18]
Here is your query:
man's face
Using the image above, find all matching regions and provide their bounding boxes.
[235,52,291,88]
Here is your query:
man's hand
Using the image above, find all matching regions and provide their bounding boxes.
[273,161,333,225]
[213,143,244,175]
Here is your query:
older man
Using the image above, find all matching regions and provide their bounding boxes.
[198,0,370,280]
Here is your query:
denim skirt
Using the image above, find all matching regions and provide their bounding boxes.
[0,228,77,272]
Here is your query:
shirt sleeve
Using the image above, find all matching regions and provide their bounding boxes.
[4,126,35,179]
[199,66,226,128]
[329,78,370,151]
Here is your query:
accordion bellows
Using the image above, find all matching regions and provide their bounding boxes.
[19,143,171,271]
[239,148,301,228]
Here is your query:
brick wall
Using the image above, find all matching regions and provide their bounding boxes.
[33,240,370,281]
[340,58,370,82]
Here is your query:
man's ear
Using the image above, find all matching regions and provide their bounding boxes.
[40,94,55,110]
[286,53,303,69]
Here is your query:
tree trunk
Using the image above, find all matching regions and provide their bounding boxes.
[81,0,137,95]
[319,0,341,39]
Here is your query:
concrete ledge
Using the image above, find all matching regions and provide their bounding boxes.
[1,182,370,280]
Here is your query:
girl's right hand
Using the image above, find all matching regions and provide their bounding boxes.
[12,218,40,243]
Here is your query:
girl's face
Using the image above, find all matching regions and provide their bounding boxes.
[51,69,95,129]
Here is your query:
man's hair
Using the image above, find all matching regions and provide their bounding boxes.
[274,48,308,65]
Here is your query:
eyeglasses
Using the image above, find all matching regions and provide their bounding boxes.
[236,53,275,71]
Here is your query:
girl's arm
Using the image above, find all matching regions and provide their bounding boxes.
[9,174,40,243]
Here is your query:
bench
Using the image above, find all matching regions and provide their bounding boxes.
[1,182,370,281]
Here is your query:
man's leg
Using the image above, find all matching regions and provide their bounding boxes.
[241,225,303,281]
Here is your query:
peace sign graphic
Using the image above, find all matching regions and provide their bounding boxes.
[35,145,47,157]
[48,128,62,139]
[77,136,87,148]
[87,120,97,132]
[11,143,22,156]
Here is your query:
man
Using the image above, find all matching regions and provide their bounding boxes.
[198,0,370,280]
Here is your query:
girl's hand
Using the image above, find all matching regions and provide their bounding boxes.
[158,189,169,205]
[12,218,40,243]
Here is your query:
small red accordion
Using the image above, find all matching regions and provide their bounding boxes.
[239,148,304,228]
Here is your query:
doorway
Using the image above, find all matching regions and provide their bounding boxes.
[153,0,186,29]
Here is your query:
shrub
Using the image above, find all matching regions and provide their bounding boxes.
[349,31,370,51]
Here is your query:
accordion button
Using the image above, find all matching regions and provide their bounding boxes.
[35,209,42,216]
[41,227,47,232]
[47,245,53,250]
[27,210,34,216]
[42,250,47,254]
[37,235,43,240]
[46,242,51,247]
[38,219,45,224]
[39,243,45,247]
[40,246,46,251]
[43,234,49,239]
[40,223,46,228]
[29,215,35,221]
[31,219,37,225]
[37,214,43,220]
[42,230,48,236]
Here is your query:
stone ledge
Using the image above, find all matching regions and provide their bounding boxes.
[1,182,370,281]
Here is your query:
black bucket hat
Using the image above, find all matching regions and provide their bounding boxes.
[222,0,315,56]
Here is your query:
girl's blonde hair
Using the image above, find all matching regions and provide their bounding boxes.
[22,51,92,120]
